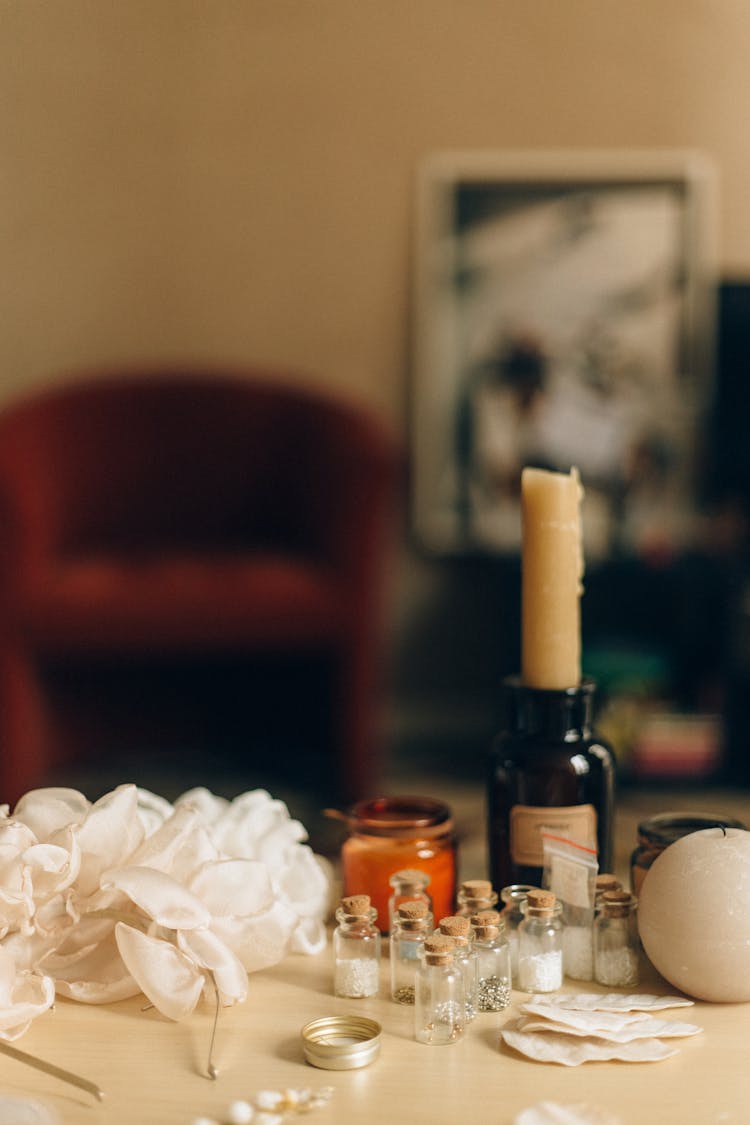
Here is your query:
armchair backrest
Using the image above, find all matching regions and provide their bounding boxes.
[0,369,398,571]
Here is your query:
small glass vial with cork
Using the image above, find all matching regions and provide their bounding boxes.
[437,915,478,1021]
[456,878,498,917]
[333,894,381,998]
[470,909,512,1011]
[594,890,639,988]
[594,873,622,913]
[517,889,564,993]
[415,935,466,1045]
[390,900,433,1004]
[388,869,432,934]
[500,884,537,980]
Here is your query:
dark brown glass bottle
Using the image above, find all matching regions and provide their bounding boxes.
[487,677,615,891]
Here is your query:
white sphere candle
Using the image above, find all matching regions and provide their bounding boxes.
[638,826,750,1002]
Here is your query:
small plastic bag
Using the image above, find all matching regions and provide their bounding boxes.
[541,832,598,981]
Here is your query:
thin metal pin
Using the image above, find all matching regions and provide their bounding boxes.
[0,1039,104,1102]
[206,975,220,1080]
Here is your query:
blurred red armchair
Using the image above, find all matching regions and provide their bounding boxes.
[0,368,400,805]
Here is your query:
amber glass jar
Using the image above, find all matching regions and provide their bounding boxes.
[631,811,747,894]
[340,797,457,932]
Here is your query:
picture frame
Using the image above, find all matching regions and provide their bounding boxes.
[411,149,717,561]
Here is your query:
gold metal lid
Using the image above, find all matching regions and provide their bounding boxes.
[301,1015,382,1071]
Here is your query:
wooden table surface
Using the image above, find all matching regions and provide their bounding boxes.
[4,783,750,1124]
[2,920,745,1124]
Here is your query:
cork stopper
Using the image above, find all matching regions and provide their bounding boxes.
[471,909,501,927]
[595,873,621,893]
[601,890,636,918]
[390,868,430,891]
[340,894,371,916]
[438,915,471,940]
[396,900,430,929]
[471,909,504,939]
[526,889,556,916]
[460,879,493,899]
[423,934,455,965]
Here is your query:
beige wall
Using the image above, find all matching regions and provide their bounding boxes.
[2,1,750,426]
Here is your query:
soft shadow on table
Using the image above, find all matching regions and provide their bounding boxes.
[276,1034,309,1065]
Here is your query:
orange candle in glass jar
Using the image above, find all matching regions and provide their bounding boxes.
[340,797,457,931]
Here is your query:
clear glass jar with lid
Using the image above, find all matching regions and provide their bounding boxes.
[470,909,512,1011]
[517,889,563,993]
[437,915,478,1021]
[594,890,639,987]
[387,868,432,934]
[390,900,433,1004]
[333,894,381,998]
[500,883,537,979]
[415,935,466,1045]
[456,878,498,917]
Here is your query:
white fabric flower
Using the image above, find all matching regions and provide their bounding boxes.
[0,782,331,1030]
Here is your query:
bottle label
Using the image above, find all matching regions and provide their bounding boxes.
[510,804,597,867]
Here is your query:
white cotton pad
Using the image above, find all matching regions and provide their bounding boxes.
[514,1102,621,1125]
[502,1026,678,1065]
[516,1013,702,1043]
[0,1097,60,1125]
[519,1001,702,1039]
[534,992,693,1012]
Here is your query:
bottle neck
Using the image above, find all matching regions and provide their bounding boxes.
[502,676,596,741]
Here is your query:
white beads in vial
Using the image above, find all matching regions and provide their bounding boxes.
[333,894,381,998]
[517,889,563,993]
[594,890,639,988]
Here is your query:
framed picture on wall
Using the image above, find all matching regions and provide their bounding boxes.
[411,149,717,561]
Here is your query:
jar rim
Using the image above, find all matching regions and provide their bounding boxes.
[636,811,746,846]
[346,795,454,837]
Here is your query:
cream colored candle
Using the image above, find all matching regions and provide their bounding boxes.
[521,466,583,690]
[638,827,750,1002]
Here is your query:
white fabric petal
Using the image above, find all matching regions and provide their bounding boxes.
[217,791,308,862]
[12,789,90,843]
[103,867,211,930]
[135,789,174,836]
[211,900,297,972]
[0,860,35,939]
[0,947,54,1039]
[0,822,38,854]
[35,914,138,1004]
[115,923,204,1020]
[125,806,218,881]
[188,860,273,919]
[274,847,332,919]
[173,788,230,827]
[289,916,327,956]
[22,831,81,902]
[75,786,145,897]
[177,928,248,1005]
